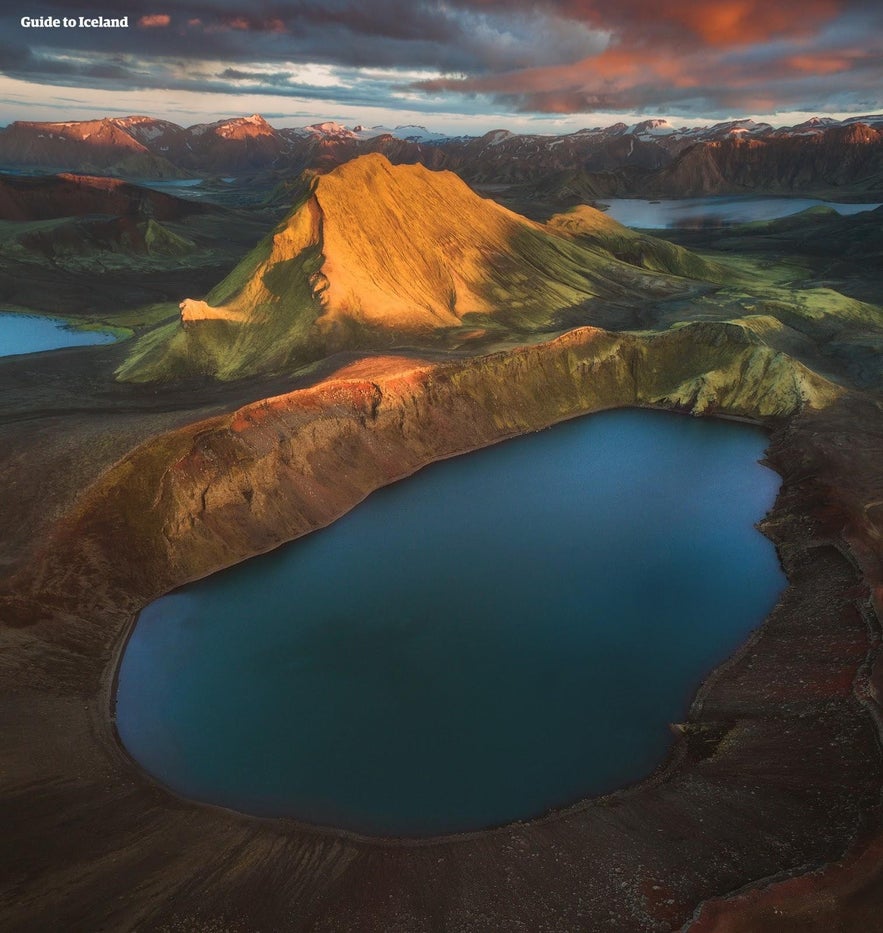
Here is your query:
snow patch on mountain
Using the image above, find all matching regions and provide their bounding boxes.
[629,119,678,137]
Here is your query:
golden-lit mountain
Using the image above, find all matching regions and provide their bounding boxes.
[118,154,716,381]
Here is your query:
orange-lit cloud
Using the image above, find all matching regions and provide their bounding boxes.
[786,52,862,75]
[462,0,841,47]
[137,14,170,28]
[632,0,839,46]
[414,0,881,114]
[220,15,286,33]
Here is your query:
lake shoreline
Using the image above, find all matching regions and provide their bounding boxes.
[113,409,783,838]
[0,308,123,356]
[597,196,882,230]
[1,323,882,930]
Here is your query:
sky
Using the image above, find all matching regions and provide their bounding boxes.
[0,1,881,133]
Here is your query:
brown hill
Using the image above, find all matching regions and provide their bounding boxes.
[0,173,205,221]
[4,215,196,263]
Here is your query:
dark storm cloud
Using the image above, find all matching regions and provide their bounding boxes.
[0,42,133,82]
[2,0,882,118]
[3,1,601,72]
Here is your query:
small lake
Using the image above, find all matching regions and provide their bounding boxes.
[142,178,238,201]
[0,312,117,357]
[116,409,784,836]
[600,196,881,229]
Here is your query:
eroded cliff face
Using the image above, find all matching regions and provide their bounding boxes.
[19,322,839,620]
[646,124,883,197]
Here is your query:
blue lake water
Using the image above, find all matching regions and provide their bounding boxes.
[0,312,117,357]
[600,196,881,229]
[116,408,785,836]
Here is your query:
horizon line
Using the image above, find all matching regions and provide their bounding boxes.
[2,109,883,137]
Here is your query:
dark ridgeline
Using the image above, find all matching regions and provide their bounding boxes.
[0,113,882,198]
[0,172,206,221]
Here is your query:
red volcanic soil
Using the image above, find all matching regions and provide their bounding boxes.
[0,173,204,221]
[688,833,883,932]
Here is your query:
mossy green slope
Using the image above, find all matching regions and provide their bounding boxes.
[142,219,196,257]
[546,204,732,283]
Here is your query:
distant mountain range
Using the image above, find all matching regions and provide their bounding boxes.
[1,112,882,198]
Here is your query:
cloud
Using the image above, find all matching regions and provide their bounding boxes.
[137,14,170,28]
[446,0,843,48]
[1,1,605,72]
[0,0,881,120]
[416,0,883,115]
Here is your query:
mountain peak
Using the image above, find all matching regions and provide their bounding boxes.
[213,114,273,134]
[630,119,676,136]
[188,114,277,140]
[307,121,352,136]
[183,152,538,333]
[127,153,676,380]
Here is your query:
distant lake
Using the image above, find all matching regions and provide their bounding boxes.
[116,409,784,837]
[0,312,117,357]
[143,178,204,188]
[600,196,881,229]
[142,178,238,201]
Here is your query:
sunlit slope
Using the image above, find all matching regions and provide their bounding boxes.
[118,154,715,381]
